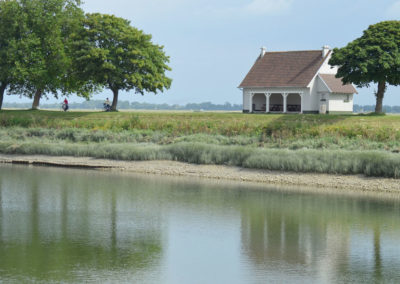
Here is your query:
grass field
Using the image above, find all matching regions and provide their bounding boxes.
[1,110,400,178]
[1,110,400,140]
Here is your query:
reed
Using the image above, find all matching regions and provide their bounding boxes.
[1,141,399,178]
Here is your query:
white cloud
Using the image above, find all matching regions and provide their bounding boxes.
[387,1,400,18]
[245,0,293,15]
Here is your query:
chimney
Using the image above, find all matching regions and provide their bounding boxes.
[260,46,267,58]
[322,45,330,58]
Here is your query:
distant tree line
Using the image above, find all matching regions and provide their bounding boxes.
[353,104,400,113]
[0,0,171,111]
[3,101,242,111]
[4,101,400,113]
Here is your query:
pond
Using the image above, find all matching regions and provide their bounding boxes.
[0,164,400,283]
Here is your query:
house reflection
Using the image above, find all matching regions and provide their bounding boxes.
[240,191,400,282]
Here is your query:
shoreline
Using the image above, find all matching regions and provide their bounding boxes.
[1,154,400,194]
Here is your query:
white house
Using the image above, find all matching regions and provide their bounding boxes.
[239,46,357,114]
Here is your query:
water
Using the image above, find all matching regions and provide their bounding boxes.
[0,164,400,283]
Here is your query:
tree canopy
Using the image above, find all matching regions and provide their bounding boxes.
[74,13,172,111]
[329,21,400,113]
[0,0,26,110]
[0,1,171,111]
[9,0,90,109]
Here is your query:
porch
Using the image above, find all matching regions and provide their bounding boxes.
[249,92,303,113]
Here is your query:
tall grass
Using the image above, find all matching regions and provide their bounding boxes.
[0,141,399,178]
[1,127,399,152]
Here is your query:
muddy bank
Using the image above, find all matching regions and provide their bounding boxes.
[1,154,399,193]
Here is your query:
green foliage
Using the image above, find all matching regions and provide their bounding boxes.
[10,0,82,97]
[0,0,96,110]
[74,13,172,110]
[329,21,400,113]
[0,0,27,109]
[330,21,400,87]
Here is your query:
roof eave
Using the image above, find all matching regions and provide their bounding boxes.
[306,50,332,88]
[317,74,333,93]
[239,85,309,89]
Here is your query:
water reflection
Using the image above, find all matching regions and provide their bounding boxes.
[240,191,400,283]
[0,166,163,283]
[0,164,400,283]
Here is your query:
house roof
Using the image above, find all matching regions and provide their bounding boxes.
[319,74,358,94]
[239,50,328,88]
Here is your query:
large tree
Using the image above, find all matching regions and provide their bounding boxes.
[75,13,172,111]
[0,0,26,110]
[11,0,89,109]
[329,21,400,114]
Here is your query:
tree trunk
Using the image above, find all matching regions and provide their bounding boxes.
[0,83,6,111]
[32,89,42,110]
[375,81,386,114]
[111,89,119,111]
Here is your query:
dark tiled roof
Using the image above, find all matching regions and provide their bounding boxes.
[319,74,358,94]
[239,50,328,88]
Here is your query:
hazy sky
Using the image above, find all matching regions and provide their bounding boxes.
[10,0,400,105]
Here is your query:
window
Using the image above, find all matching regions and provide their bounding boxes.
[344,94,350,103]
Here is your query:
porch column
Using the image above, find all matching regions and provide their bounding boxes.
[265,93,271,113]
[249,93,254,113]
[283,93,288,113]
[299,92,303,114]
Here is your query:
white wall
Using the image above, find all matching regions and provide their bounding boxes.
[307,77,321,112]
[328,93,353,112]
[319,52,338,74]
[305,52,337,113]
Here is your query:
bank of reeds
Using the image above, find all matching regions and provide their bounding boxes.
[1,127,399,152]
[0,141,399,178]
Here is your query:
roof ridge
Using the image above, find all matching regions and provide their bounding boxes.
[265,50,321,53]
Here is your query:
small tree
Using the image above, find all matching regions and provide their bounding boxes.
[329,21,400,113]
[75,13,172,111]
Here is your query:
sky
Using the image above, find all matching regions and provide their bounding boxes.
[9,0,400,106]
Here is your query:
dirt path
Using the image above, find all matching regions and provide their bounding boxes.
[1,154,399,193]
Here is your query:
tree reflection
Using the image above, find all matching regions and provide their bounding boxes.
[0,166,163,282]
[374,226,382,282]
[0,178,2,239]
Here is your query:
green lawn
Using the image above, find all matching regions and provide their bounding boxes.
[1,110,399,141]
